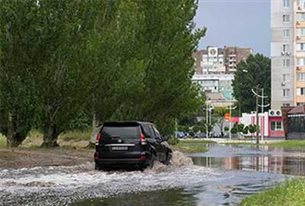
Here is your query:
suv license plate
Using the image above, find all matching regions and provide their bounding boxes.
[111,146,128,151]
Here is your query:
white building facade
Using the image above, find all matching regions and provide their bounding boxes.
[271,0,305,109]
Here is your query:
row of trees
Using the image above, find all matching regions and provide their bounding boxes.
[229,123,258,137]
[232,54,271,114]
[0,0,205,147]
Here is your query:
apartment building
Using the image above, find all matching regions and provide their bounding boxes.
[271,0,305,109]
[223,46,253,73]
[193,46,252,75]
[192,46,251,106]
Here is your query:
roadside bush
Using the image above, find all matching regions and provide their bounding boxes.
[168,136,180,145]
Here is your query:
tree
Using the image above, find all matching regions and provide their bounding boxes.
[0,0,206,147]
[93,0,205,135]
[0,0,40,147]
[89,0,147,126]
[248,124,258,137]
[213,107,228,137]
[232,54,271,114]
[243,125,249,136]
[231,124,238,137]
[132,0,205,134]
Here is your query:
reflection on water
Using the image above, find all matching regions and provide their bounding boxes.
[73,189,198,206]
[191,144,305,176]
[71,144,305,206]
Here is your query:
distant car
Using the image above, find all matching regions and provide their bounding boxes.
[194,132,207,138]
[175,131,187,138]
[94,121,172,170]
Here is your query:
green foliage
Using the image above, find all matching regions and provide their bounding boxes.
[0,0,205,146]
[248,124,257,134]
[177,125,190,133]
[171,139,214,153]
[213,107,228,117]
[168,136,180,145]
[268,140,305,148]
[243,126,249,135]
[106,0,205,135]
[232,54,271,114]
[192,126,200,133]
[240,179,305,206]
[231,125,238,134]
[224,126,229,132]
[59,129,91,142]
[238,123,245,133]
[0,0,40,147]
[0,134,6,148]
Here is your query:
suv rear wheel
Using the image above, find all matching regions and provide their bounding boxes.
[164,152,172,165]
[148,154,156,169]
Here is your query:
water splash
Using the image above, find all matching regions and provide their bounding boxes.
[0,151,285,206]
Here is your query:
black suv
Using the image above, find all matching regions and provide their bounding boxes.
[94,121,172,170]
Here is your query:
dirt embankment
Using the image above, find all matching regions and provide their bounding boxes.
[0,147,93,169]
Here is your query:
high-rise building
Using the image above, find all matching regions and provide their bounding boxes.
[271,0,305,109]
[193,46,252,75]
[192,46,252,107]
[223,46,253,73]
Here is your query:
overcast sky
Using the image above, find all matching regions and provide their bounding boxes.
[194,0,270,56]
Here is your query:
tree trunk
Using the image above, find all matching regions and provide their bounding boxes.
[41,120,60,148]
[6,112,26,148]
[87,113,101,148]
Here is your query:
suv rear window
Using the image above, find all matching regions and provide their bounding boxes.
[101,126,140,140]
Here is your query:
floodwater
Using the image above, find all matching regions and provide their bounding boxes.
[1,144,304,206]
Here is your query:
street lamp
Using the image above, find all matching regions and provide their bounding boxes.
[243,69,269,144]
[229,97,237,140]
[205,102,213,139]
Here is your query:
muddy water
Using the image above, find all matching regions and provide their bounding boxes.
[192,144,305,176]
[0,145,301,206]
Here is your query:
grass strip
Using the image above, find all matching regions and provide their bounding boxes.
[240,179,305,206]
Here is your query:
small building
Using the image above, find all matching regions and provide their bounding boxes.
[283,106,305,139]
[233,109,285,138]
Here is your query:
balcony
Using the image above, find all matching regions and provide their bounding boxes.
[296,21,305,28]
[296,95,305,103]
[296,35,305,42]
[296,66,305,72]
[296,80,305,88]
[296,5,305,12]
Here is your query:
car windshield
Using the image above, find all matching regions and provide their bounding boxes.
[102,126,140,139]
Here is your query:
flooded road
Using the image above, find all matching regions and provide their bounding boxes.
[193,144,305,176]
[1,144,303,206]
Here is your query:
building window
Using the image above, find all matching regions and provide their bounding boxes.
[283,89,290,97]
[296,13,305,21]
[284,0,290,7]
[297,28,305,36]
[283,59,290,67]
[283,14,290,22]
[298,0,305,7]
[283,29,290,37]
[296,87,305,95]
[271,121,282,131]
[297,43,305,51]
[283,74,289,81]
[297,58,305,66]
[297,72,305,81]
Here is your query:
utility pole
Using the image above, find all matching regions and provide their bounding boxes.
[206,102,208,139]
[251,86,269,145]
[255,86,259,145]
[261,88,264,113]
[228,95,237,140]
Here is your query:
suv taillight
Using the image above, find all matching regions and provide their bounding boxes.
[96,133,101,145]
[140,133,147,145]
